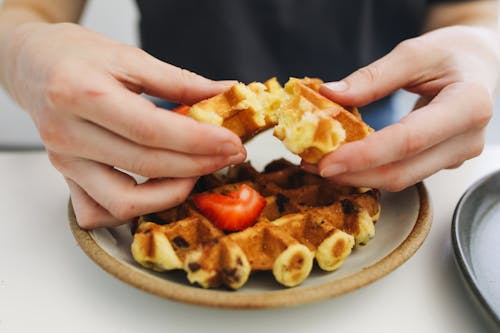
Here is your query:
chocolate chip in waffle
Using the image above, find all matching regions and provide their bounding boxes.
[131,159,381,289]
[187,77,373,163]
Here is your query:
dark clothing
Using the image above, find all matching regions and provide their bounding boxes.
[136,0,472,129]
[135,0,469,83]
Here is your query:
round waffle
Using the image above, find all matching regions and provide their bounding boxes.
[131,159,380,289]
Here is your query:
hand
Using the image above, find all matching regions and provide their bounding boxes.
[3,22,245,228]
[312,25,498,191]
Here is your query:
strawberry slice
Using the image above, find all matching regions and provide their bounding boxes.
[172,104,190,115]
[193,184,266,231]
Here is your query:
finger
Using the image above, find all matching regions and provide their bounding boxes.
[51,71,243,155]
[300,161,319,174]
[50,119,246,178]
[115,47,236,105]
[413,95,432,110]
[325,129,485,191]
[66,178,121,229]
[51,155,198,222]
[446,161,464,169]
[320,38,438,106]
[318,82,492,178]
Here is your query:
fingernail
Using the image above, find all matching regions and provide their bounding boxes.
[228,152,246,165]
[323,81,348,92]
[219,142,240,155]
[320,164,346,177]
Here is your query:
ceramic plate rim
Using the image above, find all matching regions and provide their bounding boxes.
[68,182,431,309]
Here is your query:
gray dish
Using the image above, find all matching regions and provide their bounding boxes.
[452,169,500,329]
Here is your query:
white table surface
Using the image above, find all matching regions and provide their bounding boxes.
[1,144,499,333]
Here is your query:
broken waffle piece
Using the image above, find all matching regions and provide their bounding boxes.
[131,159,381,289]
[185,77,373,163]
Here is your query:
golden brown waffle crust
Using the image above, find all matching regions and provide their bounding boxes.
[131,159,381,289]
[187,77,373,163]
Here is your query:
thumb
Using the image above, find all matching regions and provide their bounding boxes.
[118,48,236,105]
[320,41,424,107]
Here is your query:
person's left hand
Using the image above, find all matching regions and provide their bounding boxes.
[306,25,499,191]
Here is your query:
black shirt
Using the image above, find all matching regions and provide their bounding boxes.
[135,0,469,83]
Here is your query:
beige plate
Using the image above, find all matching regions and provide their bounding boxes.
[68,182,431,309]
[69,130,432,308]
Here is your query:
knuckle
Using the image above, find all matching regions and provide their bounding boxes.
[194,157,224,175]
[174,68,199,101]
[394,37,435,72]
[38,117,71,152]
[383,179,408,192]
[107,197,137,221]
[404,132,425,158]
[130,153,162,178]
[467,84,493,127]
[446,162,463,170]
[446,138,483,170]
[128,45,148,60]
[345,140,378,170]
[378,165,411,192]
[47,150,64,170]
[46,61,107,108]
[76,210,103,230]
[395,37,426,57]
[466,134,485,159]
[130,159,151,178]
[354,65,380,84]
[356,150,377,170]
[470,140,485,158]
[118,45,149,67]
[124,44,143,56]
[178,67,198,82]
[46,151,73,174]
[397,122,426,158]
[128,119,157,144]
[169,187,191,207]
[46,61,79,107]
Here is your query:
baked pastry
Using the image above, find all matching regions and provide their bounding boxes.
[185,77,373,163]
[131,159,381,289]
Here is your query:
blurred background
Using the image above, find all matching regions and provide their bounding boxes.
[0,0,498,149]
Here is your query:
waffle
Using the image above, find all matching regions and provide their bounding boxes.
[131,159,381,289]
[187,77,373,163]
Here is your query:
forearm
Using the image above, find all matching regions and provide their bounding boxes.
[424,0,498,31]
[0,0,86,91]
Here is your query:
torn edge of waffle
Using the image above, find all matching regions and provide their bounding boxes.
[185,77,373,163]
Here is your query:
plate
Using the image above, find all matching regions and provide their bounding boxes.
[68,130,432,308]
[69,184,431,309]
[452,169,500,328]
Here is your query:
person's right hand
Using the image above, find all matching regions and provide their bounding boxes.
[2,22,246,229]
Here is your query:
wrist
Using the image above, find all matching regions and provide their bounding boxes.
[0,21,48,102]
[464,25,500,94]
